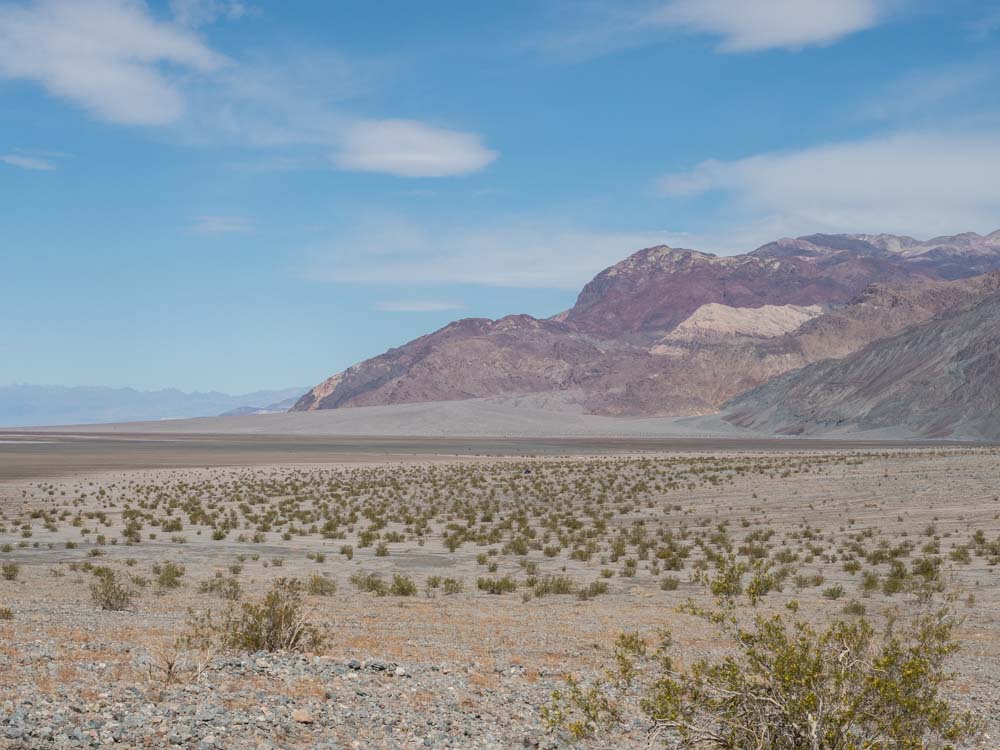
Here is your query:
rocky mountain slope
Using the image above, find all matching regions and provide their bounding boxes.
[722,288,1000,440]
[294,231,1000,418]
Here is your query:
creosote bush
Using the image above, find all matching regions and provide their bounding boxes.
[188,578,324,653]
[545,559,980,749]
[90,570,134,611]
[153,561,185,590]
[198,572,242,601]
[477,575,517,594]
[306,573,338,596]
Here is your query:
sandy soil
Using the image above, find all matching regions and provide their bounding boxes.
[1,442,998,748]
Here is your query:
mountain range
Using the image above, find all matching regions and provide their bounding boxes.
[0,385,307,427]
[293,231,1000,440]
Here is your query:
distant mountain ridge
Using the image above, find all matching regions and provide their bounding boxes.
[0,385,307,427]
[294,231,1000,423]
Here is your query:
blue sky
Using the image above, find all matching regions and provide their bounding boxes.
[2,0,1000,393]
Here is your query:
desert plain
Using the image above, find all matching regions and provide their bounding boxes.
[1,431,998,749]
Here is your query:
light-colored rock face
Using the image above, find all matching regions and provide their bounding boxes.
[723,288,1000,440]
[655,303,824,350]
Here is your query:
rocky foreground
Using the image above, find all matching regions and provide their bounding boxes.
[0,638,632,750]
[2,632,997,750]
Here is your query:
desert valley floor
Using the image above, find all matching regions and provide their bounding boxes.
[1,432,998,748]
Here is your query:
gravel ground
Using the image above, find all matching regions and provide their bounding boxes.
[2,447,999,749]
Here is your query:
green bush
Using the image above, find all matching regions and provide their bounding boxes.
[1,562,18,581]
[306,573,338,596]
[532,575,576,597]
[576,581,610,601]
[90,571,134,610]
[198,573,242,601]
[477,575,517,594]
[389,574,417,596]
[153,561,185,589]
[349,571,388,596]
[660,576,680,591]
[190,578,323,653]
[544,565,980,748]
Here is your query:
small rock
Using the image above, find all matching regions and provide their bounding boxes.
[291,709,313,724]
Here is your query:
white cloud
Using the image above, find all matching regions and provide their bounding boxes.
[658,131,1000,239]
[1,153,55,170]
[0,0,225,126]
[376,300,466,312]
[539,0,896,58]
[0,2,497,178]
[648,0,893,52]
[334,119,498,178]
[191,216,253,234]
[307,216,682,288]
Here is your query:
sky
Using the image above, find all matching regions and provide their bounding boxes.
[2,0,1000,393]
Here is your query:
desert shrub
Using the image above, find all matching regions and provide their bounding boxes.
[306,573,338,596]
[842,599,867,616]
[822,584,845,600]
[477,575,517,594]
[153,561,185,589]
[198,573,242,601]
[861,570,880,595]
[0,606,12,620]
[442,577,464,595]
[660,576,680,591]
[949,546,971,564]
[389,574,417,596]
[544,565,980,748]
[349,571,388,596]
[90,571,134,610]
[190,578,323,653]
[576,580,609,601]
[532,575,576,597]
[1,562,18,581]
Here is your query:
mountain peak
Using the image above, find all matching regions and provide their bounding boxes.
[293,229,1000,424]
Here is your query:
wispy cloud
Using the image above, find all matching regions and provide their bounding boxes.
[334,119,497,177]
[860,59,996,121]
[169,0,254,28]
[191,216,253,234]
[647,0,895,52]
[0,1,497,178]
[1,153,56,171]
[540,0,897,59]
[0,0,225,126]
[969,6,1000,39]
[376,300,466,312]
[306,216,682,288]
[658,130,1000,240]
